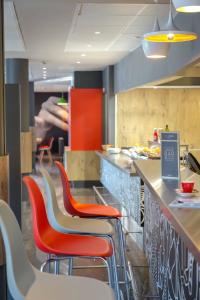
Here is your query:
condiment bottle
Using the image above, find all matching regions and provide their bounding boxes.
[165,124,169,132]
[153,128,158,142]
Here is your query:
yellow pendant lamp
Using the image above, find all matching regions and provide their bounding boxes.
[173,0,200,13]
[144,1,198,43]
[142,18,170,59]
[142,40,170,58]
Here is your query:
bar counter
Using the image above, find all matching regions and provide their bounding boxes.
[133,159,200,299]
[96,150,137,176]
[133,159,200,260]
[96,151,143,247]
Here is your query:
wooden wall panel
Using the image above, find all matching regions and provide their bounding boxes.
[64,149,100,181]
[116,88,200,149]
[21,131,32,173]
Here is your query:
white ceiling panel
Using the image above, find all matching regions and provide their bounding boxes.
[77,15,134,26]
[81,3,145,16]
[140,4,169,16]
[130,15,155,27]
[4,1,25,52]
[4,0,170,83]
[110,37,140,51]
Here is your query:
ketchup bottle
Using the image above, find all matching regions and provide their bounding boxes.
[153,128,158,142]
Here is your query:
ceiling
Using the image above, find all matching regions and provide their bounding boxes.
[4,0,170,90]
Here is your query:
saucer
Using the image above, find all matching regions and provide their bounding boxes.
[175,189,198,198]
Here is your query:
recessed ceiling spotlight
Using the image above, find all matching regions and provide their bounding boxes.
[87,44,92,47]
[81,53,86,57]
[94,31,101,35]
[43,70,47,74]
[76,61,81,64]
[42,67,47,70]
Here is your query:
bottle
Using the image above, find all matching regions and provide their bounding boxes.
[153,128,158,142]
[165,124,169,132]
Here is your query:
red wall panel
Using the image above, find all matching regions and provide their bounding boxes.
[69,88,102,150]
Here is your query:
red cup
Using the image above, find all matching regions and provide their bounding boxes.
[181,181,194,193]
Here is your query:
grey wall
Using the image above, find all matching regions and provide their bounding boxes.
[74,71,103,88]
[103,66,115,145]
[114,13,200,93]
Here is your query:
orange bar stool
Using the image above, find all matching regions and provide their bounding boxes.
[40,167,118,278]
[0,200,115,300]
[54,160,130,298]
[38,137,54,164]
[23,176,120,300]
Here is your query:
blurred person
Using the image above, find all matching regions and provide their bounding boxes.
[35,96,69,144]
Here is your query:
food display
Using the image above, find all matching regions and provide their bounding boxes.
[121,145,160,159]
[138,146,160,158]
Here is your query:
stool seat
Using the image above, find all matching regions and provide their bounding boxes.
[75,202,122,218]
[37,229,113,257]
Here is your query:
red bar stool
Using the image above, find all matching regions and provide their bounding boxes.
[38,137,54,164]
[23,176,120,300]
[54,160,130,298]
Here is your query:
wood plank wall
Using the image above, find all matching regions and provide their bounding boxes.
[116,88,200,148]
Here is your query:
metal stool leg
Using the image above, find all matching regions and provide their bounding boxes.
[116,219,130,300]
[68,257,73,275]
[115,219,123,278]
[54,259,60,275]
[109,239,121,300]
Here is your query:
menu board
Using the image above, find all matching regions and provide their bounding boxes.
[161,132,180,180]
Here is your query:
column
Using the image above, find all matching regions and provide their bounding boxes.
[6,58,32,174]
[0,0,9,299]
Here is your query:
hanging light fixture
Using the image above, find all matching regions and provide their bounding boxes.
[142,18,170,59]
[173,0,200,13]
[142,40,170,59]
[144,0,198,43]
[57,97,68,106]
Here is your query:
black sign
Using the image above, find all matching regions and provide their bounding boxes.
[161,132,180,180]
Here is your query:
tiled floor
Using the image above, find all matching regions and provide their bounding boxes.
[22,160,157,300]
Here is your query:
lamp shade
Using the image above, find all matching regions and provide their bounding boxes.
[57,97,67,106]
[144,10,198,42]
[173,0,200,13]
[142,40,170,59]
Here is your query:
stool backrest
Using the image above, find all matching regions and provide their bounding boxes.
[23,176,51,252]
[0,200,35,300]
[40,168,63,228]
[54,161,78,216]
